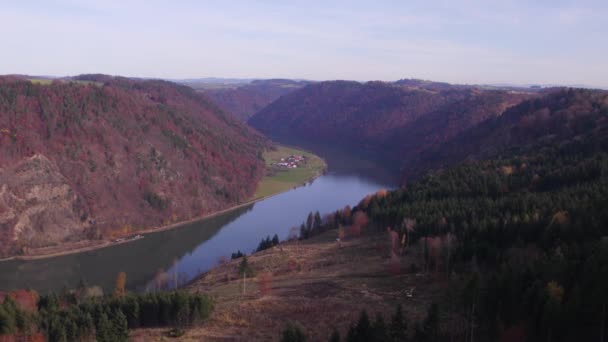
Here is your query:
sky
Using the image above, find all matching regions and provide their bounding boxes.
[1,0,607,87]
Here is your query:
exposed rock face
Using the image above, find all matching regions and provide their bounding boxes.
[0,76,268,257]
[0,154,88,255]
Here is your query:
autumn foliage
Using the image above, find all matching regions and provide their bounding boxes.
[250,80,533,177]
[200,79,309,121]
[0,75,269,256]
[257,272,273,296]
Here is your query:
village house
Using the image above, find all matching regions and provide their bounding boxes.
[274,154,306,169]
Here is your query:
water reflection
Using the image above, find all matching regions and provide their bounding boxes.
[155,173,390,290]
[0,172,391,294]
[0,205,252,293]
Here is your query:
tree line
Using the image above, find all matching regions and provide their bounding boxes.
[0,289,213,342]
[281,304,441,342]
[293,116,608,340]
[363,134,608,340]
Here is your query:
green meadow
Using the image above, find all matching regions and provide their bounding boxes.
[252,145,326,200]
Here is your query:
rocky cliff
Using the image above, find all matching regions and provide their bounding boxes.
[0,76,268,257]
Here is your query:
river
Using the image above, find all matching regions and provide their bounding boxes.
[0,151,396,294]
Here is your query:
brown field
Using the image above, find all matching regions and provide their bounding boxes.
[132,230,448,341]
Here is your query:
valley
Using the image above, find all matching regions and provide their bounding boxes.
[0,145,326,262]
[189,79,311,122]
[249,80,536,181]
[1,75,607,342]
[2,2,607,341]
[0,149,390,293]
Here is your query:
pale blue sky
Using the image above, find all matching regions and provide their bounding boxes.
[1,0,607,87]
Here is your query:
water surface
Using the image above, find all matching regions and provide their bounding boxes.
[0,170,393,293]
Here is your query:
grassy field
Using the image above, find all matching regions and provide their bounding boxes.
[28,78,53,85]
[27,78,103,87]
[251,145,326,200]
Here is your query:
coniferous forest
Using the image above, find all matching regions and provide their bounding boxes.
[292,89,608,341]
[1,82,607,341]
[0,290,212,342]
[2,1,608,341]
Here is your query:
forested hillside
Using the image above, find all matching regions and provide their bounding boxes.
[404,88,608,179]
[0,289,213,341]
[158,88,607,341]
[249,80,532,172]
[199,79,309,121]
[298,88,608,340]
[0,75,268,257]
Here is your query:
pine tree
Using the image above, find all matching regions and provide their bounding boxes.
[272,234,280,246]
[123,295,140,328]
[300,223,308,239]
[389,304,407,341]
[238,255,254,277]
[0,304,15,335]
[158,293,172,325]
[329,328,341,342]
[346,325,356,342]
[306,212,314,231]
[79,312,95,340]
[422,303,440,342]
[171,291,191,328]
[371,313,388,342]
[231,250,244,259]
[113,309,129,342]
[414,322,425,342]
[139,293,159,327]
[281,322,306,342]
[314,211,322,230]
[354,310,372,342]
[95,312,112,342]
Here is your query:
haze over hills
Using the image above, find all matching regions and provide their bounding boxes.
[0,75,268,257]
[191,79,311,122]
[249,79,535,176]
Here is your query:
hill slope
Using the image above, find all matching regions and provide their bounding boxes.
[198,79,310,121]
[404,88,608,179]
[0,76,268,257]
[358,90,608,340]
[249,80,532,173]
[181,88,608,341]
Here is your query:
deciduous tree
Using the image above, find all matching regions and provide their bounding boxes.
[114,272,127,298]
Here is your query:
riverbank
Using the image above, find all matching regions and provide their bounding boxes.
[0,145,327,263]
[251,144,327,200]
[132,229,442,341]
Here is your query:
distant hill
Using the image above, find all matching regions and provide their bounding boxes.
[404,87,608,179]
[249,80,533,174]
[0,75,268,257]
[196,79,311,121]
[178,85,608,341]
[177,78,257,91]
